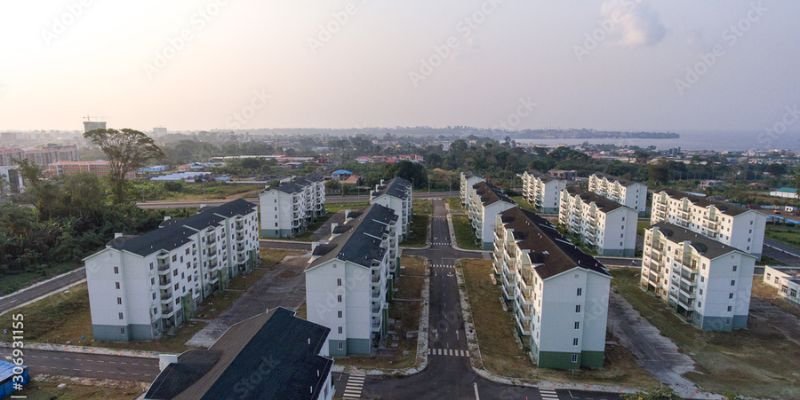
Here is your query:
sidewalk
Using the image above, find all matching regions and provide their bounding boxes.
[0,341,160,359]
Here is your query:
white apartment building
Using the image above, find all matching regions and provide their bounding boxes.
[558,188,638,257]
[520,171,567,214]
[305,204,399,356]
[467,181,516,249]
[460,172,484,206]
[650,189,766,258]
[641,222,757,331]
[259,175,326,238]
[493,207,610,370]
[84,199,259,341]
[0,166,24,195]
[370,177,413,240]
[763,266,800,305]
[588,173,648,214]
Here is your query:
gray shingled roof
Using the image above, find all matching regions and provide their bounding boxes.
[373,177,412,200]
[566,187,624,213]
[473,181,514,206]
[651,222,747,259]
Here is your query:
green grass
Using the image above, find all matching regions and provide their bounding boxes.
[452,215,481,250]
[766,224,800,247]
[325,201,370,214]
[613,268,800,398]
[413,199,433,216]
[401,214,430,247]
[292,215,332,241]
[19,380,146,400]
[510,196,536,211]
[460,260,657,387]
[0,262,80,296]
[446,197,464,213]
[637,220,651,237]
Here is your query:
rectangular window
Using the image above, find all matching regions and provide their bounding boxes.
[573,338,579,346]
[574,321,580,329]
[571,354,578,363]
[337,295,342,303]
[113,266,119,274]
[732,265,737,272]
[727,306,732,312]
[729,293,734,299]
[576,288,582,296]
[338,311,342,318]
[337,278,342,286]
[338,326,343,334]
[575,305,581,313]
[118,312,124,320]
[115,282,120,289]
[730,280,736,286]
[117,297,122,305]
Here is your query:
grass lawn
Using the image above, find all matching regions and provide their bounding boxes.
[401,214,430,248]
[0,250,301,353]
[325,201,370,214]
[162,183,263,201]
[292,215,333,241]
[0,262,80,296]
[766,223,800,247]
[413,199,433,216]
[751,277,800,319]
[460,260,657,387]
[758,255,784,266]
[637,220,651,237]
[446,197,463,213]
[613,268,800,398]
[510,196,536,211]
[337,256,426,370]
[452,215,481,250]
[19,380,146,400]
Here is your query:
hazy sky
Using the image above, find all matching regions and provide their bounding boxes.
[2,0,799,133]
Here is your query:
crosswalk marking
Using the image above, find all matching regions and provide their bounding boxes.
[429,241,450,246]
[539,388,559,400]
[428,348,469,357]
[430,264,454,269]
[343,372,366,399]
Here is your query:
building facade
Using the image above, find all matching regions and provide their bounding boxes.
[641,222,756,331]
[0,166,24,195]
[493,207,610,370]
[520,171,567,214]
[650,189,766,258]
[0,145,79,167]
[762,266,800,305]
[46,160,116,177]
[84,200,260,341]
[460,172,484,206]
[587,173,648,213]
[467,181,516,249]
[259,175,326,238]
[558,188,638,257]
[305,204,399,357]
[369,177,413,240]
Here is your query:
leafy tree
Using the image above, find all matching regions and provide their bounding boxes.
[648,162,670,185]
[14,158,42,188]
[84,128,164,204]
[390,160,428,188]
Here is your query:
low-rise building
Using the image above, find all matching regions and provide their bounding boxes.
[370,177,413,239]
[460,172,484,206]
[587,173,648,213]
[548,169,577,181]
[84,199,259,341]
[305,204,399,356]
[769,187,799,199]
[558,188,638,257]
[259,176,326,238]
[520,171,567,213]
[641,222,756,331]
[493,207,610,370]
[0,166,24,195]
[46,160,117,177]
[762,266,800,305]
[468,181,516,249]
[650,189,766,258]
[143,307,334,400]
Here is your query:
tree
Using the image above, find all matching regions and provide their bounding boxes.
[648,162,669,185]
[14,158,42,188]
[391,160,428,189]
[84,128,164,204]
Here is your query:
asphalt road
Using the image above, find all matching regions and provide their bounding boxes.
[763,238,800,265]
[136,191,458,209]
[0,268,86,316]
[0,348,159,382]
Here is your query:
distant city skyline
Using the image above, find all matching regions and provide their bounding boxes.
[1,1,799,133]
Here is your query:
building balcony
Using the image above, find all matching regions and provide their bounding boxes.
[161,304,175,317]
[159,278,172,290]
[371,287,381,298]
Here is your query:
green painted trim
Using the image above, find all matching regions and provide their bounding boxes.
[580,351,604,369]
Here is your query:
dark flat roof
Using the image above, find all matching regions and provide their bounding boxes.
[565,187,625,213]
[651,222,746,259]
[657,189,748,216]
[499,207,608,279]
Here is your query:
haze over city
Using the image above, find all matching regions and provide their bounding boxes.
[2,0,799,132]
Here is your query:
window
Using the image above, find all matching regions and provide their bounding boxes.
[338,343,344,350]
[337,278,342,287]
[121,327,126,334]
[337,295,342,303]
[700,276,705,283]
[574,321,580,329]
[730,280,736,286]
[576,288,582,296]
[571,354,578,363]
[115,282,120,289]
[699,289,703,295]
[118,312,124,320]
[338,326,343,334]
[117,297,122,305]
[149,262,154,270]
[113,266,119,274]
[172,255,177,262]
[729,293,734,299]
[573,338,579,346]
[727,306,732,312]
[575,305,581,313]
[338,311,343,318]
[732,265,737,272]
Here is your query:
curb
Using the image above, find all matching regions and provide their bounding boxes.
[443,206,488,254]
[0,341,161,359]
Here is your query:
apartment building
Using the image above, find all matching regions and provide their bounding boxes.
[520,171,568,213]
[259,175,326,238]
[468,181,516,249]
[0,166,24,195]
[84,199,259,341]
[587,173,648,213]
[46,160,122,177]
[0,144,79,167]
[558,187,638,257]
[763,266,800,305]
[144,307,334,400]
[650,189,766,258]
[492,207,610,370]
[370,177,413,239]
[641,222,756,331]
[305,204,398,356]
[460,172,484,206]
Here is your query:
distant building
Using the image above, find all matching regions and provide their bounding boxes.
[493,207,610,370]
[83,200,259,341]
[83,120,107,133]
[547,169,577,181]
[340,174,362,186]
[0,166,24,195]
[641,222,756,331]
[558,187,638,257]
[0,144,79,167]
[370,177,413,240]
[763,266,800,305]
[143,307,334,400]
[46,160,116,177]
[0,148,24,166]
[769,187,799,200]
[650,189,766,258]
[467,181,516,249]
[331,169,353,181]
[587,173,648,214]
[259,176,326,238]
[305,204,399,356]
[150,172,211,182]
[138,165,170,174]
[459,172,484,206]
[520,171,567,214]
[152,127,168,136]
